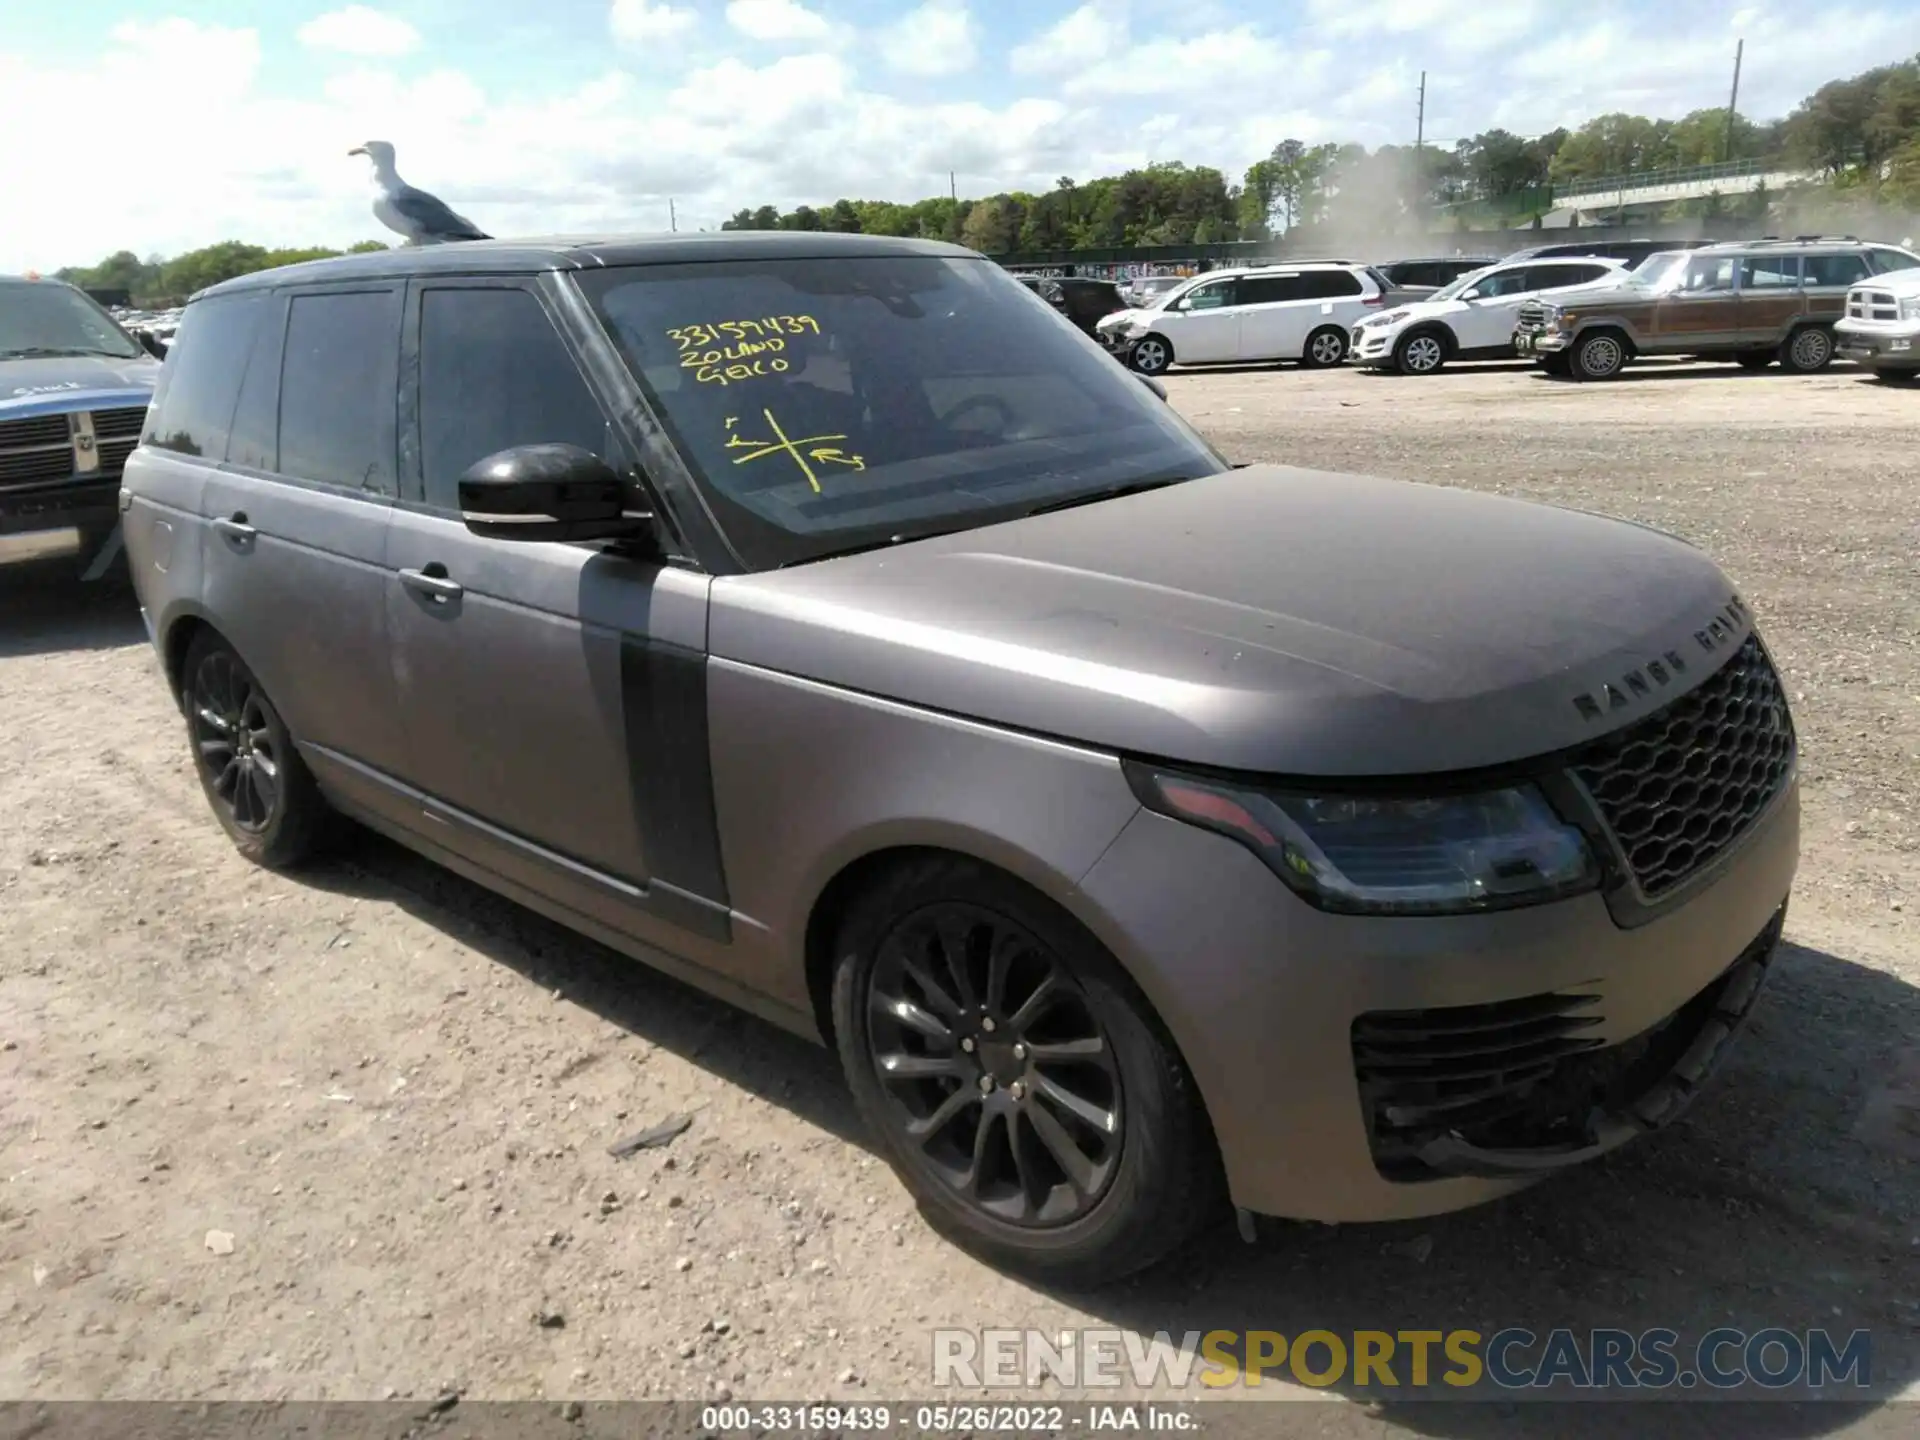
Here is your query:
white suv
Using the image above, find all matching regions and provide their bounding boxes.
[1096,262,1394,374]
[1350,256,1629,375]
[1835,266,1920,382]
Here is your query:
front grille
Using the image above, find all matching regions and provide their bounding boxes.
[1516,300,1549,328]
[0,414,72,450]
[91,405,148,439]
[1847,289,1900,321]
[0,447,74,487]
[96,437,138,475]
[1572,635,1794,899]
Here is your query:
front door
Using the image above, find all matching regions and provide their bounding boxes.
[1650,253,1740,348]
[1158,277,1242,363]
[384,276,729,949]
[196,284,412,800]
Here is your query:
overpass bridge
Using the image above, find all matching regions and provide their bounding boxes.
[1542,157,1813,224]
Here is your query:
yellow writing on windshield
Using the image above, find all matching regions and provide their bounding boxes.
[668,315,820,351]
[725,409,865,494]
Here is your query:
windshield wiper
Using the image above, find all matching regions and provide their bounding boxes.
[1019,473,1199,518]
[0,346,134,359]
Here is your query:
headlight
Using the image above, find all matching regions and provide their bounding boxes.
[1900,297,1920,320]
[1365,309,1410,328]
[1126,764,1599,916]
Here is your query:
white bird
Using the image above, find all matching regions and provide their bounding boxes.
[349,140,490,245]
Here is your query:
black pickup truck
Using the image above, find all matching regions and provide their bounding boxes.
[1,273,163,576]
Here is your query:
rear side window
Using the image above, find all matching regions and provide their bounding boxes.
[1239,274,1306,304]
[417,287,614,511]
[1803,253,1870,287]
[1740,255,1800,288]
[278,289,401,494]
[1527,263,1612,288]
[140,293,263,459]
[1299,270,1363,299]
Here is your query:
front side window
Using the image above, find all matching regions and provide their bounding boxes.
[277,289,401,494]
[141,292,264,459]
[0,281,143,361]
[578,256,1225,570]
[1181,281,1238,310]
[416,287,614,511]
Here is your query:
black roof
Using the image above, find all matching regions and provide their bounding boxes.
[197,230,977,301]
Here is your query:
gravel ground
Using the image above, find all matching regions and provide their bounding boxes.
[2,357,1917,1435]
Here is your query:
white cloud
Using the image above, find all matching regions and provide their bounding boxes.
[1010,2,1123,75]
[879,0,979,78]
[296,5,422,57]
[725,0,830,42]
[608,0,696,44]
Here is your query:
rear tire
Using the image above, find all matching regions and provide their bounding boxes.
[1129,334,1173,376]
[1394,330,1448,376]
[1570,330,1629,381]
[181,631,331,869]
[1300,325,1349,369]
[1734,349,1774,370]
[830,855,1224,1286]
[1779,326,1834,374]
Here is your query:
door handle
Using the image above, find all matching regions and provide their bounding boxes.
[211,513,256,541]
[398,566,464,603]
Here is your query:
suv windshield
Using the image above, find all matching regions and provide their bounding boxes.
[1629,252,1692,289]
[579,257,1226,569]
[0,281,143,360]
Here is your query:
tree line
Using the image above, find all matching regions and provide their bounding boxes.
[55,55,1920,300]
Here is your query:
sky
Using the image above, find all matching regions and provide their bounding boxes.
[3,0,1917,271]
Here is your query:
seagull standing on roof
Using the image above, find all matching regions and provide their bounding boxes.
[349,140,490,245]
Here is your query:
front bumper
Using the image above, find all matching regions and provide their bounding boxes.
[1514,324,1569,356]
[0,476,120,547]
[1834,319,1920,367]
[1350,325,1399,364]
[1075,776,1798,1222]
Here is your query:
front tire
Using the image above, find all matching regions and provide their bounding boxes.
[1300,325,1348,369]
[1780,325,1835,374]
[182,631,330,869]
[1129,334,1173,376]
[830,856,1223,1286]
[1394,330,1448,376]
[1571,330,1629,381]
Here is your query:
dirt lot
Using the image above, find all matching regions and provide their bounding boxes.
[3,358,1918,1431]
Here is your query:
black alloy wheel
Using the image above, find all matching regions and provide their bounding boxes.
[865,901,1123,1227]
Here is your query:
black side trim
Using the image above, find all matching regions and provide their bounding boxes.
[620,635,731,914]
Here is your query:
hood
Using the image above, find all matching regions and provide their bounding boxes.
[1532,280,1651,311]
[1363,297,1465,327]
[1,353,160,416]
[708,466,1744,778]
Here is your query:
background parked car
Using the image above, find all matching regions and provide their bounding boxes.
[1123,275,1187,307]
[1834,264,1920,381]
[1351,257,1629,375]
[1096,263,1405,374]
[1374,255,1499,296]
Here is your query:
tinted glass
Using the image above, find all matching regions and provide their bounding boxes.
[277,289,400,493]
[418,287,613,511]
[1739,255,1800,288]
[1469,268,1535,298]
[226,295,282,472]
[1,280,143,361]
[1802,253,1870,287]
[140,292,264,459]
[579,257,1225,570]
[1870,247,1920,274]
[1239,274,1306,304]
[1299,270,1363,299]
[1680,256,1736,291]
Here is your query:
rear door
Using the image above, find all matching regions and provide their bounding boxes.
[195,283,411,804]
[1232,273,1308,357]
[384,275,727,948]
[1798,251,1870,326]
[1735,253,1804,344]
[1156,276,1242,363]
[1296,270,1371,350]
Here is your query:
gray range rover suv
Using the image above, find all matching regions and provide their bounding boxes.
[122,233,1798,1283]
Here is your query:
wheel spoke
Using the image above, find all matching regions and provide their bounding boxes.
[1035,1073,1117,1137]
[932,918,980,1011]
[962,1109,1001,1196]
[196,706,232,734]
[1008,1112,1044,1206]
[1008,972,1058,1032]
[876,1051,963,1081]
[1025,1035,1106,1065]
[247,763,279,822]
[896,948,963,1022]
[198,738,233,762]
[872,990,954,1045]
[984,932,1021,1013]
[907,1085,975,1145]
[1025,1098,1097,1196]
[214,758,241,798]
